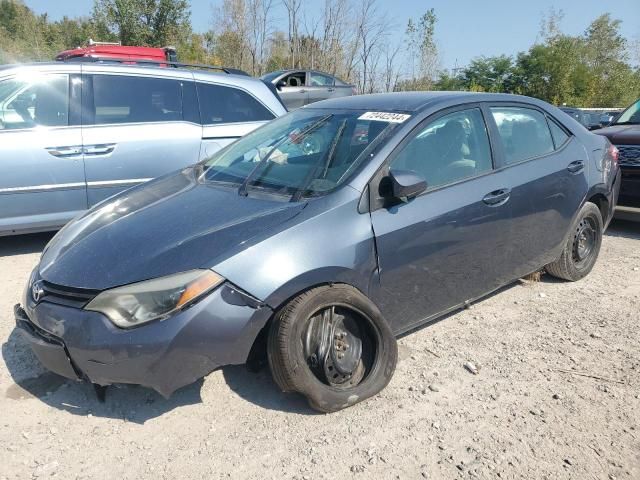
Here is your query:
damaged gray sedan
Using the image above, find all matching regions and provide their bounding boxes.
[15,92,619,412]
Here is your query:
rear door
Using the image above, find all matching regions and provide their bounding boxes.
[370,106,515,333]
[307,71,336,104]
[196,81,276,160]
[486,104,589,277]
[81,71,202,206]
[0,70,87,234]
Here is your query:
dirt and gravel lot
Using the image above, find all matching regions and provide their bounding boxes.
[1,217,639,480]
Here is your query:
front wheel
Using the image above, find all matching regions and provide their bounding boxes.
[545,202,603,281]
[267,284,397,413]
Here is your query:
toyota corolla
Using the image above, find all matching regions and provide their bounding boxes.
[14,92,620,412]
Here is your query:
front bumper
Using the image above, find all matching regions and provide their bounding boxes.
[14,283,272,397]
[618,166,640,208]
[606,168,622,229]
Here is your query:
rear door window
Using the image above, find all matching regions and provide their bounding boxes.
[0,74,69,130]
[196,82,274,124]
[90,75,183,125]
[310,72,335,86]
[490,107,555,165]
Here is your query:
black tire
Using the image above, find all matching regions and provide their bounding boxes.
[545,202,603,281]
[267,284,397,413]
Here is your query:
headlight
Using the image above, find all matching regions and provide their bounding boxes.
[85,270,224,328]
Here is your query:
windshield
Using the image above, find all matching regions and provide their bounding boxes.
[614,99,640,125]
[260,71,286,82]
[200,108,406,199]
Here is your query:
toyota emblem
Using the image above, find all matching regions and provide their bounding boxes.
[31,280,45,303]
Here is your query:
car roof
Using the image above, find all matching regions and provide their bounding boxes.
[303,91,539,113]
[0,61,259,85]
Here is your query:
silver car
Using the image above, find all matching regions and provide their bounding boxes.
[0,62,286,236]
[261,69,355,110]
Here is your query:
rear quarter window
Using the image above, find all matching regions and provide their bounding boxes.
[196,83,275,124]
[547,117,570,148]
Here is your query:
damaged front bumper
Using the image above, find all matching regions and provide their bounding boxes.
[14,283,272,397]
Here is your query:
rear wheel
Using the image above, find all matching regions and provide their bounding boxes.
[267,284,397,413]
[546,202,603,281]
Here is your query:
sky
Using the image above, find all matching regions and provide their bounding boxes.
[24,0,640,70]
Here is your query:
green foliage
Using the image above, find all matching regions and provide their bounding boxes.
[0,1,638,108]
[0,0,194,64]
[92,0,191,46]
[434,13,639,107]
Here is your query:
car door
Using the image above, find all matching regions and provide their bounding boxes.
[196,81,277,160]
[276,71,308,109]
[0,70,87,234]
[80,71,203,206]
[486,104,589,277]
[307,72,336,105]
[369,106,516,334]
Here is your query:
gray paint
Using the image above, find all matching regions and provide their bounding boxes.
[16,91,620,397]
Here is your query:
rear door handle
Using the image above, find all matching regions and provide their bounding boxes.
[483,188,511,206]
[567,160,585,174]
[46,146,83,157]
[83,144,116,155]
[327,88,335,92]
[299,89,307,93]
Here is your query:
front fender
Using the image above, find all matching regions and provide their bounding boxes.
[261,266,375,311]
[213,194,378,311]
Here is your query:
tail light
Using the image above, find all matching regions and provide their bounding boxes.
[609,144,619,167]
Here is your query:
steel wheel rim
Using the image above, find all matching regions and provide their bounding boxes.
[572,217,597,266]
[302,305,378,389]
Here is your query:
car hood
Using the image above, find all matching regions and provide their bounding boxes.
[39,168,306,291]
[595,124,640,144]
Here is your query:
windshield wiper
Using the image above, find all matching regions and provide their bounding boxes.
[237,114,333,197]
[290,119,348,202]
[613,121,639,126]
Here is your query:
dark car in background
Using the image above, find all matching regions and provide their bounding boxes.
[261,69,355,110]
[15,92,619,413]
[594,98,640,207]
[559,106,602,130]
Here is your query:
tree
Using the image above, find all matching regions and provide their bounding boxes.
[354,0,387,93]
[461,55,516,93]
[582,14,634,106]
[401,8,439,90]
[282,0,302,68]
[92,0,191,46]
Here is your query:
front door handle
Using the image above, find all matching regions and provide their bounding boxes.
[327,88,335,92]
[46,146,83,157]
[83,144,116,155]
[299,89,307,93]
[567,160,585,174]
[483,188,511,206]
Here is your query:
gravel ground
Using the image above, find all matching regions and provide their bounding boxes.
[1,217,639,480]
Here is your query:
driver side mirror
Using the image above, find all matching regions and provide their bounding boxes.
[276,80,286,91]
[387,169,427,200]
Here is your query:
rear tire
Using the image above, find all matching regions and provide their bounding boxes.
[545,202,603,281]
[267,284,397,413]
